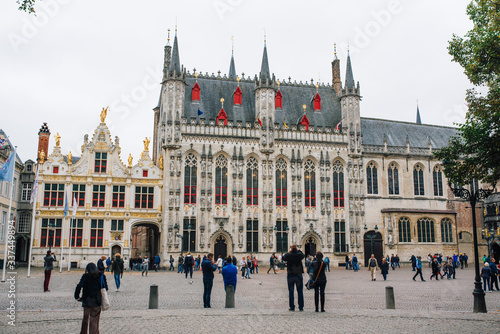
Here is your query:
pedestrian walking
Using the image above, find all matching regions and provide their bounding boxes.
[201,253,217,308]
[97,256,106,273]
[464,253,468,268]
[240,257,247,278]
[390,254,396,270]
[253,256,259,274]
[142,256,150,276]
[75,263,108,334]
[43,250,56,292]
[178,254,184,273]
[137,256,142,271]
[324,256,330,272]
[352,254,358,272]
[283,244,305,311]
[105,257,111,272]
[410,254,416,271]
[184,253,194,278]
[412,256,426,281]
[489,258,499,291]
[216,255,223,273]
[380,258,389,281]
[345,255,350,270]
[430,258,440,281]
[311,252,327,312]
[481,262,492,292]
[222,256,238,292]
[267,253,277,274]
[111,253,124,291]
[156,254,162,272]
[459,253,464,269]
[367,254,378,281]
[245,256,252,279]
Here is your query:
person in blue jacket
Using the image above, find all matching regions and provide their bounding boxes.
[222,255,238,292]
[201,253,217,308]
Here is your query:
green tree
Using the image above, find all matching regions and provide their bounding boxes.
[435,0,500,187]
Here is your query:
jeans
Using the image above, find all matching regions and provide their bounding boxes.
[178,264,183,273]
[44,270,52,291]
[255,266,258,274]
[287,275,304,310]
[353,263,358,272]
[203,278,214,307]
[345,262,349,270]
[413,268,425,281]
[382,273,387,281]
[483,277,491,291]
[142,265,149,276]
[325,262,330,272]
[314,281,326,311]
[245,268,251,278]
[491,274,499,290]
[267,264,276,274]
[114,273,121,289]
[81,306,101,334]
[185,265,193,278]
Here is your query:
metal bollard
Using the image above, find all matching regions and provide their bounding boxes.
[225,285,235,308]
[385,286,395,309]
[149,284,158,309]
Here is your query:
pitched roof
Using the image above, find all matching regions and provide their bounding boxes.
[361,118,458,149]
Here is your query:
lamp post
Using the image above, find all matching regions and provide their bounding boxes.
[449,182,491,313]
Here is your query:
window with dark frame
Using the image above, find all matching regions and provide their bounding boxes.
[398,217,411,242]
[433,166,444,196]
[246,157,259,206]
[182,218,196,252]
[94,152,107,173]
[41,218,62,247]
[111,219,124,231]
[334,220,348,252]
[441,218,453,243]
[417,218,435,243]
[73,184,86,207]
[21,183,32,202]
[90,219,104,247]
[92,185,105,207]
[70,219,84,247]
[275,158,287,206]
[304,159,316,207]
[215,155,228,205]
[276,219,288,253]
[413,164,425,196]
[388,163,400,195]
[247,219,259,253]
[43,184,64,207]
[366,162,378,195]
[135,186,154,209]
[333,160,344,207]
[112,185,125,208]
[184,153,197,204]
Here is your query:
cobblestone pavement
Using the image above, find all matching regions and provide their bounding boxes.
[1,265,499,333]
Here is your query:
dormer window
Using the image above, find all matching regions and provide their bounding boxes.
[300,114,310,131]
[192,82,200,101]
[53,166,59,174]
[94,152,107,173]
[313,93,321,111]
[217,108,228,126]
[275,90,283,109]
[233,86,242,105]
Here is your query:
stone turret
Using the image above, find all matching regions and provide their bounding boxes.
[255,41,275,154]
[37,122,50,163]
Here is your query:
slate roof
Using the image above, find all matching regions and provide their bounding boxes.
[361,118,458,149]
[183,76,342,130]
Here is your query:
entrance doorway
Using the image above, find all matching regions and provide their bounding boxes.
[214,236,227,259]
[304,237,317,257]
[131,223,160,258]
[363,231,383,267]
[111,245,122,257]
[15,237,28,262]
[492,242,500,264]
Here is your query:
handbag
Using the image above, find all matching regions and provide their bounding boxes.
[100,275,110,311]
[306,262,324,290]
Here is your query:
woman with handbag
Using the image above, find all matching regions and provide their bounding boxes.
[75,262,108,334]
[311,252,327,312]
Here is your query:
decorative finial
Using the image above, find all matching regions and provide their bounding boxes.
[277,80,280,88]
[334,43,337,55]
[100,106,108,123]
[220,97,225,107]
[143,137,150,151]
[175,17,177,34]
[231,35,234,54]
[128,153,133,167]
[195,72,199,80]
[67,151,73,164]
[347,43,350,53]
[302,104,306,113]
[263,27,266,43]
[236,76,240,84]
[167,28,170,45]
[315,83,319,92]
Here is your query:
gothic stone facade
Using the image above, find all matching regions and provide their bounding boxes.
[31,35,472,268]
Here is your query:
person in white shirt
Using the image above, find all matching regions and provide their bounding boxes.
[142,256,150,277]
[216,255,223,273]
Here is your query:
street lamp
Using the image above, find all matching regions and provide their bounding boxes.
[449,181,492,313]
[187,224,192,253]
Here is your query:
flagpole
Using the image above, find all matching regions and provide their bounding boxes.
[27,164,39,278]
[68,216,73,272]
[1,146,17,283]
[59,189,67,273]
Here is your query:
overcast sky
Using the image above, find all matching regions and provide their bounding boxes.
[1,0,472,162]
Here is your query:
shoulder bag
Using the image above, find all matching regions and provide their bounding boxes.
[306,262,324,290]
[100,275,110,311]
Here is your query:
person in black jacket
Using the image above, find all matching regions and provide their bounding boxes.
[97,256,106,273]
[380,257,389,281]
[75,262,108,334]
[430,258,440,281]
[311,252,327,312]
[282,244,305,311]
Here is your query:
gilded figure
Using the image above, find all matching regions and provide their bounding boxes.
[100,106,108,123]
[54,133,61,147]
[143,137,150,151]
[67,151,73,164]
[128,153,133,167]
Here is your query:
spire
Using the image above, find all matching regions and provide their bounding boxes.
[416,103,422,124]
[229,36,236,79]
[345,51,354,90]
[259,40,270,82]
[332,43,342,95]
[168,29,181,75]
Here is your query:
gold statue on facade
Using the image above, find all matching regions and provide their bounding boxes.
[159,155,164,169]
[54,133,61,147]
[39,150,45,163]
[128,153,133,167]
[143,137,150,151]
[67,151,73,164]
[100,106,109,123]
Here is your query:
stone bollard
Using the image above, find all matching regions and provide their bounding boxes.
[225,285,235,308]
[149,284,158,309]
[385,286,395,309]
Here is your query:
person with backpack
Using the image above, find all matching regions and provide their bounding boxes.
[412,256,426,281]
[245,256,252,279]
[311,252,327,312]
[352,254,358,272]
[75,262,108,334]
[367,254,378,281]
[178,254,184,273]
[111,253,124,291]
[184,253,194,279]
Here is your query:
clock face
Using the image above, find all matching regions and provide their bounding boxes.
[115,236,119,240]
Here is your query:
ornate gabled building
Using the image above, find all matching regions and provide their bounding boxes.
[31,32,482,268]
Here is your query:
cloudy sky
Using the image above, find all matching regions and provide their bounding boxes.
[1,0,472,161]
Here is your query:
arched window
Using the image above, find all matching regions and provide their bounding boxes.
[366,162,378,195]
[441,218,453,243]
[398,217,411,242]
[275,90,283,109]
[388,163,399,195]
[275,158,287,206]
[417,218,435,243]
[184,153,197,204]
[246,157,258,206]
[413,164,425,196]
[17,212,31,233]
[332,161,344,208]
[215,155,228,205]
[191,82,200,101]
[233,86,242,105]
[313,92,321,111]
[433,166,443,196]
[304,159,316,207]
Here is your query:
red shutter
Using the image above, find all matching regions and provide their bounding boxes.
[217,108,228,126]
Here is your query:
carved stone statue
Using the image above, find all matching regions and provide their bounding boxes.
[269,232,273,245]
[263,233,267,245]
[176,159,181,173]
[128,154,133,167]
[143,137,150,151]
[175,195,180,207]
[54,133,61,147]
[168,231,173,244]
[388,234,393,244]
[238,230,243,244]
[201,160,206,172]
[167,127,172,141]
[170,159,175,171]
[238,197,243,209]
[100,106,108,123]
[84,134,88,144]
[201,196,205,208]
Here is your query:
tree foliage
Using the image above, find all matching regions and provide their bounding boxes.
[17,0,36,14]
[435,0,500,187]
